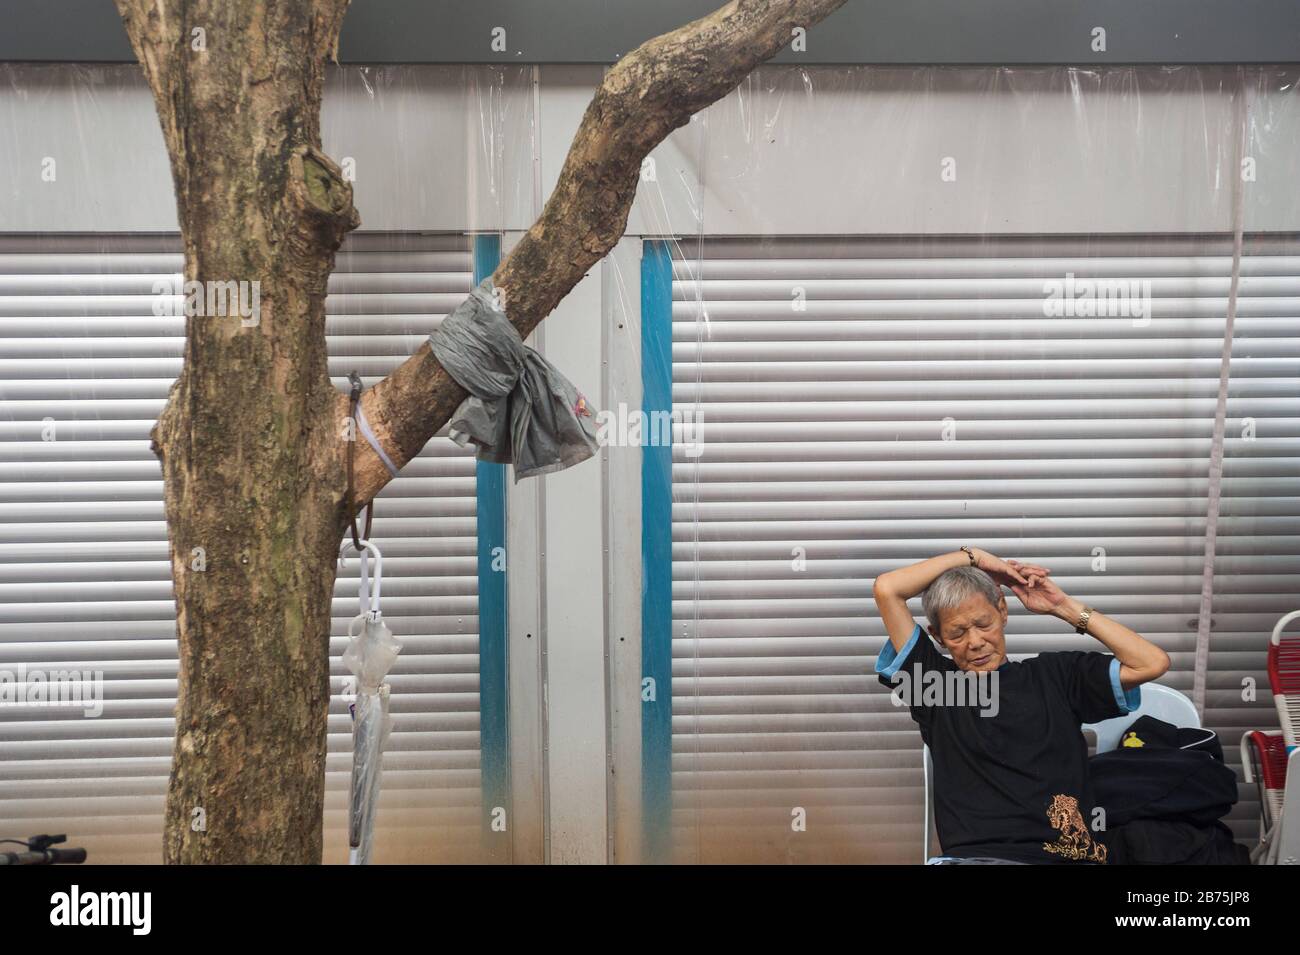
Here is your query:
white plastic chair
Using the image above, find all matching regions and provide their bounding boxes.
[1082,683,1202,753]
[922,682,1200,863]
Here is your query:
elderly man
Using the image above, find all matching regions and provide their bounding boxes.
[873,546,1170,864]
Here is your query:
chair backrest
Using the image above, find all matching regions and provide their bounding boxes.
[1241,730,1289,832]
[1270,609,1300,747]
[923,682,1199,862]
[1082,682,1202,753]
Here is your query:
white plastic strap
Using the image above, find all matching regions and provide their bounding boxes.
[356,405,399,478]
[343,538,383,617]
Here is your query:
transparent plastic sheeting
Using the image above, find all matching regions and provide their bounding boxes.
[2,60,1299,868]
[0,63,536,864]
[627,65,1300,863]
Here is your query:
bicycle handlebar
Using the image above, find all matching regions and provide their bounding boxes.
[0,834,87,865]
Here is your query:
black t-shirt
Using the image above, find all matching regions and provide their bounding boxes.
[877,622,1140,864]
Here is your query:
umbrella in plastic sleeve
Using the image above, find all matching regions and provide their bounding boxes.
[341,539,401,865]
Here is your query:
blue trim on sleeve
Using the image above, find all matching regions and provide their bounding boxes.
[877,623,923,678]
[1109,656,1142,714]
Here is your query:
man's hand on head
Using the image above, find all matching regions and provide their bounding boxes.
[973,550,1052,592]
[1009,574,1071,615]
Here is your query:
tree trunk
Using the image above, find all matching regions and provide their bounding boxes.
[116,0,359,864]
[115,0,845,863]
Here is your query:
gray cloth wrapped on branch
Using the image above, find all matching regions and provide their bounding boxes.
[428,276,600,481]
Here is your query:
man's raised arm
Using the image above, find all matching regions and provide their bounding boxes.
[873,547,1043,653]
[1008,577,1171,690]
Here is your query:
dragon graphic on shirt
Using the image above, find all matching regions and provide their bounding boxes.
[1042,794,1107,863]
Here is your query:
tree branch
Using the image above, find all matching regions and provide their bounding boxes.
[351,0,847,505]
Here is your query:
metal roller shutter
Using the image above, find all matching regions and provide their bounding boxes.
[667,234,1300,863]
[0,231,483,864]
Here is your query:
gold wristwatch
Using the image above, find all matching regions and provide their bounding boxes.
[1074,606,1094,634]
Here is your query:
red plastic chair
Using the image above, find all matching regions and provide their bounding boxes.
[1238,610,1300,863]
[1269,610,1300,747]
[1242,731,1289,836]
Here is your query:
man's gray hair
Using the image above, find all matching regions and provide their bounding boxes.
[921,565,1004,640]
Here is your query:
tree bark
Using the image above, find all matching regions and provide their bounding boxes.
[116,0,359,864]
[116,0,845,863]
